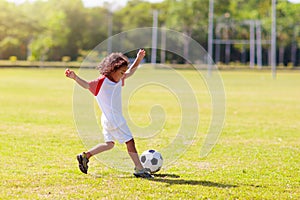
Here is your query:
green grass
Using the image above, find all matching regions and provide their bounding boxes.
[0,67,299,199]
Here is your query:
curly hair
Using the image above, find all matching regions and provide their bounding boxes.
[97,52,129,76]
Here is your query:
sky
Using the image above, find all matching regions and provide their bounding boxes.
[83,0,164,8]
[6,0,164,8]
[6,0,300,8]
[7,0,300,11]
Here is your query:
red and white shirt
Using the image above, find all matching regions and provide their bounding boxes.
[89,76,126,130]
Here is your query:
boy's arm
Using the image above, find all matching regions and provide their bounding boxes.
[65,68,90,89]
[125,49,146,79]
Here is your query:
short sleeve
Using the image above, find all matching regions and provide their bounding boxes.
[88,76,105,96]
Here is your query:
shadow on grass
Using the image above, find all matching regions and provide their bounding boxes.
[150,178,237,188]
[153,173,181,178]
[93,172,238,188]
[151,173,238,188]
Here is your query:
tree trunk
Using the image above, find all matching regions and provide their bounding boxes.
[225,43,230,64]
[291,43,297,66]
[183,30,191,64]
[160,26,166,64]
[279,46,285,66]
[241,45,246,64]
[215,43,220,63]
[268,47,271,66]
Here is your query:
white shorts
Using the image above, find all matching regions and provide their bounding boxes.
[102,123,133,144]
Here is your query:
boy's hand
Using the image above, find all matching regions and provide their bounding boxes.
[65,68,89,89]
[65,68,76,80]
[137,49,146,60]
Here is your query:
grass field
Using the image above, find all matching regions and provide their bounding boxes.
[0,67,299,199]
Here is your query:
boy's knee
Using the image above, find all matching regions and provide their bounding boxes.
[106,142,115,149]
[125,138,134,145]
[125,139,137,153]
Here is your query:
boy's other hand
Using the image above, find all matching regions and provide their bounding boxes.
[65,68,76,79]
[137,49,146,60]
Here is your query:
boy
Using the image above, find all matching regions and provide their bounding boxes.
[65,49,152,178]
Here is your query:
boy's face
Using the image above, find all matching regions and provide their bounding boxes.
[110,66,128,82]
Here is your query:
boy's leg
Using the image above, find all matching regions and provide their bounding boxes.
[125,139,143,170]
[126,139,153,178]
[77,142,114,174]
[86,141,115,159]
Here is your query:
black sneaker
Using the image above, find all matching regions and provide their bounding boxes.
[133,168,153,179]
[76,152,89,174]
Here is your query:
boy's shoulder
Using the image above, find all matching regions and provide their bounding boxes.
[88,75,106,96]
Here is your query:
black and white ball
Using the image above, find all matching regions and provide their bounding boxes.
[140,149,163,173]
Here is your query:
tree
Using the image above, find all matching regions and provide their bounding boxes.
[165,0,209,63]
[0,0,40,59]
[276,0,300,65]
[0,0,298,65]
[81,7,108,50]
[114,0,155,58]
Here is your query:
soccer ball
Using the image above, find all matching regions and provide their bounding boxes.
[140,149,163,173]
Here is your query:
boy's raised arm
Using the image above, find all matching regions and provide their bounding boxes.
[125,49,146,78]
[65,68,90,89]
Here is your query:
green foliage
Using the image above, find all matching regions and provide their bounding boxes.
[0,0,299,64]
[27,55,36,61]
[0,0,37,59]
[166,0,209,35]
[115,0,153,30]
[80,7,108,49]
[0,37,20,49]
[277,1,300,45]
[28,9,70,61]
